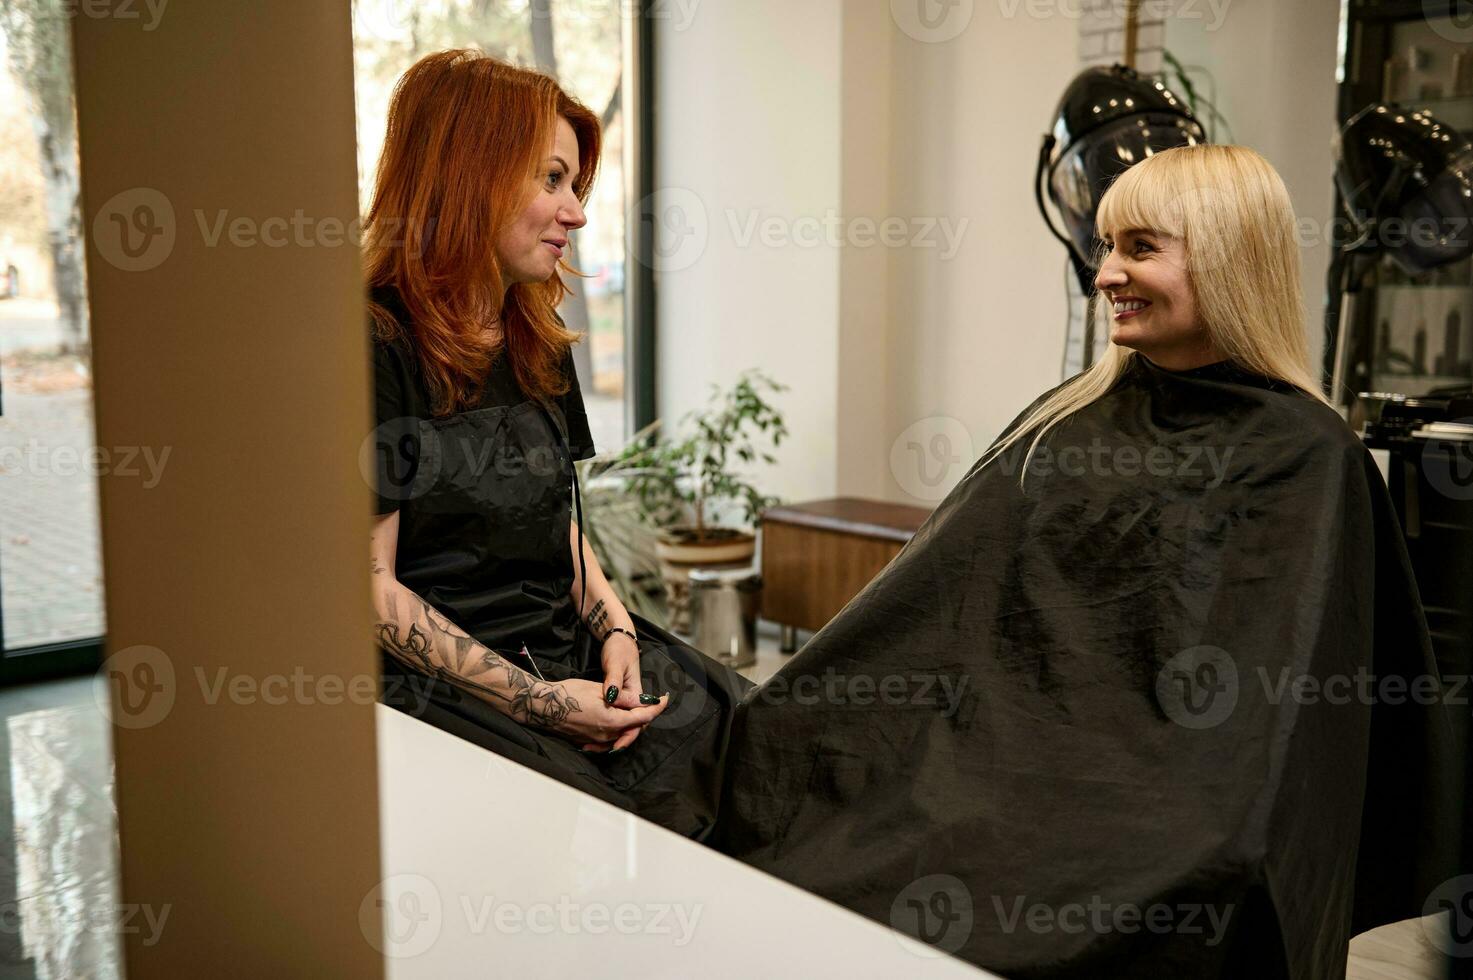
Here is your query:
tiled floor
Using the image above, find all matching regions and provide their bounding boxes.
[0,653,1451,978]
[737,619,801,685]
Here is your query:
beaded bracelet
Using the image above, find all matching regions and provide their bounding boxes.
[604,626,639,645]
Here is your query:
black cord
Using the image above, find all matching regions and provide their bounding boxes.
[572,441,588,632]
[539,403,589,647]
[1061,256,1075,381]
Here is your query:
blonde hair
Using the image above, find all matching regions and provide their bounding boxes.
[978,144,1329,480]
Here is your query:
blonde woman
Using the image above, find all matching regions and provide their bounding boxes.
[713,145,1457,978]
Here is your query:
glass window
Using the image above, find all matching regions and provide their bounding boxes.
[0,5,107,658]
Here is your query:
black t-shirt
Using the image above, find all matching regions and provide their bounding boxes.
[370,286,596,515]
[368,284,597,658]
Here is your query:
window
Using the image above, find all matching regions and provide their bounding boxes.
[0,4,107,672]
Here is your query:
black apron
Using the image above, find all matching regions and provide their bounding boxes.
[709,356,1461,978]
[376,355,752,840]
[391,395,586,665]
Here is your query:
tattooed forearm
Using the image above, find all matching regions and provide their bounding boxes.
[374,587,583,731]
[587,598,610,640]
[506,666,580,727]
[375,621,434,672]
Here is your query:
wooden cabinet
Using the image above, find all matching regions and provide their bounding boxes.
[759,497,931,651]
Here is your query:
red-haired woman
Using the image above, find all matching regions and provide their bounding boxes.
[364,50,749,838]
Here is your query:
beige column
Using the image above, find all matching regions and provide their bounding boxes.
[70,1,383,974]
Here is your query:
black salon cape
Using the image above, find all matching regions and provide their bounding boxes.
[370,285,752,840]
[709,356,1460,978]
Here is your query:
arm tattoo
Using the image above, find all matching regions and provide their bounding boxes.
[375,590,581,730]
[588,599,610,640]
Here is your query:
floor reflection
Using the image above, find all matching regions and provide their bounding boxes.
[0,676,117,979]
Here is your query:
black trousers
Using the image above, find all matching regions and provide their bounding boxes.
[379,613,754,841]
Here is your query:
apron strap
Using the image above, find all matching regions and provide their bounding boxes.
[537,401,589,647]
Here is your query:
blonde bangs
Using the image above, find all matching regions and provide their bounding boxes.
[1092,152,1190,261]
[973,144,1330,489]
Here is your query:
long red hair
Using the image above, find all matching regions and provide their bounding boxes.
[363,49,601,415]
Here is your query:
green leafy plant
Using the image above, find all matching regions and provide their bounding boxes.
[575,432,667,624]
[617,371,788,543]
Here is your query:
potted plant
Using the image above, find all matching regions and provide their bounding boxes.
[575,432,669,625]
[616,371,787,628]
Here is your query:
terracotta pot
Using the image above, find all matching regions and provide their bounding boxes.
[654,527,757,566]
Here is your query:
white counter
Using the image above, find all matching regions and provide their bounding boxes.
[374,703,998,979]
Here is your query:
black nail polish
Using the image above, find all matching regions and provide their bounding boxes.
[638,693,660,705]
[605,685,618,705]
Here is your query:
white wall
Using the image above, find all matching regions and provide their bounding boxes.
[1163,0,1342,372]
[876,2,1081,504]
[654,0,843,507]
[655,1,1344,509]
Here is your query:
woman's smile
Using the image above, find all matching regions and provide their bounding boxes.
[1112,297,1152,321]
